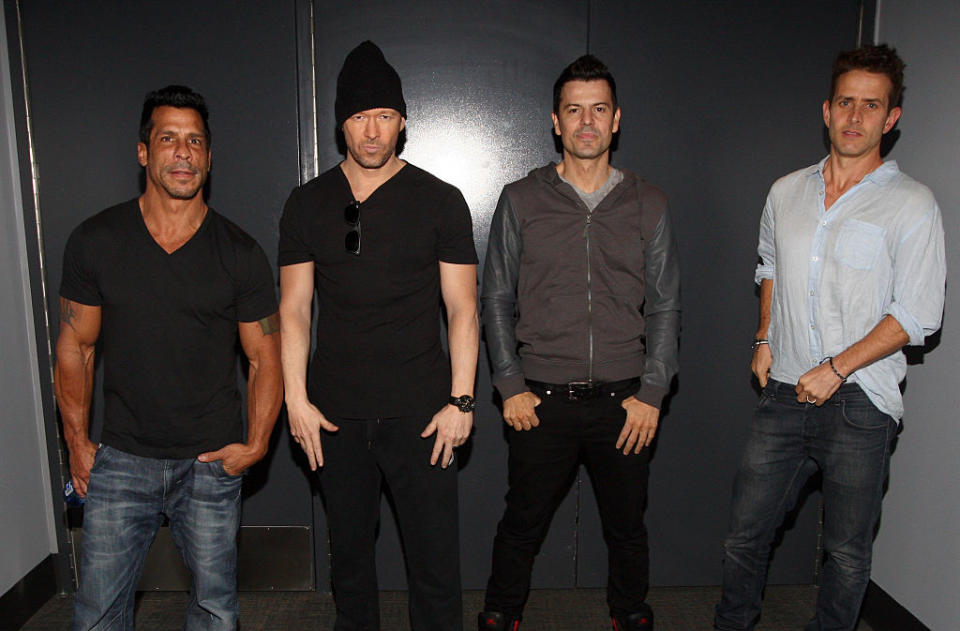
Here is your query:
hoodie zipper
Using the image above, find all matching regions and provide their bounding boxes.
[584,210,594,382]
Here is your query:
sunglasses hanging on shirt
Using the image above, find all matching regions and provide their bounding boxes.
[344,200,361,255]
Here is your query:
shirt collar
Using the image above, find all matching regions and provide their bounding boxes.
[809,156,901,186]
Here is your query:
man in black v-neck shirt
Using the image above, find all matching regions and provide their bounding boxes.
[55,86,282,631]
[279,41,479,630]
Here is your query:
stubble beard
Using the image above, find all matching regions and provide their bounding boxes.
[564,126,610,161]
[348,141,396,170]
[829,127,878,160]
[567,145,607,161]
[565,141,609,161]
[156,168,206,200]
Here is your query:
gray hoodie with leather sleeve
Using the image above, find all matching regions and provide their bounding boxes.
[481,164,681,408]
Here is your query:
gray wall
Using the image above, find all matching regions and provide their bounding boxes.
[0,6,57,596]
[871,2,960,629]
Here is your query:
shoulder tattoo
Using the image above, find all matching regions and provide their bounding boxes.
[257,313,280,336]
[59,297,78,331]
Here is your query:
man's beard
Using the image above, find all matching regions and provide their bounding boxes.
[348,142,395,169]
[158,164,205,199]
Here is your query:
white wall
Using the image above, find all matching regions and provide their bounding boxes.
[0,6,58,596]
[872,2,960,630]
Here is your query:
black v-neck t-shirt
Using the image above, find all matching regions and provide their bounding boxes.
[278,163,477,418]
[60,199,278,458]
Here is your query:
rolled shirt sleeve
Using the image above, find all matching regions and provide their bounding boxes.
[754,195,776,285]
[882,203,946,346]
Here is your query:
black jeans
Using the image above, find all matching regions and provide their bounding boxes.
[484,384,651,619]
[318,415,462,631]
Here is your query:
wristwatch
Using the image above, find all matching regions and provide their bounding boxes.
[449,395,476,412]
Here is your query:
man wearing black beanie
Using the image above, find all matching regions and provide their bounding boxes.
[279,41,479,630]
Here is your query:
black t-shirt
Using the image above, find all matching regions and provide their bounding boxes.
[278,163,477,418]
[60,199,278,458]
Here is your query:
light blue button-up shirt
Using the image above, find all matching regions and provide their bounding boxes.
[755,158,945,420]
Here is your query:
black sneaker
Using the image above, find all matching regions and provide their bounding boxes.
[612,606,654,631]
[478,611,520,630]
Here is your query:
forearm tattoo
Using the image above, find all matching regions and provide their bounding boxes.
[258,313,280,336]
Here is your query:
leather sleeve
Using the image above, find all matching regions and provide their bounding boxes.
[480,189,528,400]
[635,206,681,408]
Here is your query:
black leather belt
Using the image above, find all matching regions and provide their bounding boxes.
[525,377,641,401]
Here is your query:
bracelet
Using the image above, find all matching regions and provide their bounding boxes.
[823,356,848,382]
[751,338,769,351]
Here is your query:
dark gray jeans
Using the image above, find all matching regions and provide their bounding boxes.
[716,380,897,631]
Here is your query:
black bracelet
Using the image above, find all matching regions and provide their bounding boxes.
[823,356,848,383]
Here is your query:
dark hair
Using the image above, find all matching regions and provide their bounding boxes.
[552,54,618,114]
[830,44,905,107]
[139,85,211,145]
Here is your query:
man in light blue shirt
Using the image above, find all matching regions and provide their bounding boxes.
[715,44,945,631]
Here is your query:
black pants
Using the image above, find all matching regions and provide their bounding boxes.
[319,416,462,631]
[484,385,651,619]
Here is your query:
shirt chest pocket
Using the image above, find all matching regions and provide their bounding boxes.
[834,219,886,270]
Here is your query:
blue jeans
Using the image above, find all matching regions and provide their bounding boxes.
[715,380,897,631]
[71,445,243,631]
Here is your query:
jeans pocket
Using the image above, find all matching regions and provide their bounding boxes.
[835,219,886,270]
[211,460,244,479]
[89,444,111,473]
[756,393,771,411]
[757,383,776,408]
[840,398,889,430]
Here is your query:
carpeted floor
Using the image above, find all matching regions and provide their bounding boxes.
[21,586,875,630]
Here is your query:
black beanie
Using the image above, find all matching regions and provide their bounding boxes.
[335,41,406,125]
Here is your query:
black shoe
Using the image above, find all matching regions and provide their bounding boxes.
[612,606,654,631]
[478,611,520,630]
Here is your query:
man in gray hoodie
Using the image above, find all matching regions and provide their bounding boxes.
[478,55,681,631]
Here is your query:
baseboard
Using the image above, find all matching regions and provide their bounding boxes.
[860,580,930,631]
[69,524,314,591]
[0,555,58,631]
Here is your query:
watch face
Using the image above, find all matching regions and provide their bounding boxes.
[450,395,476,412]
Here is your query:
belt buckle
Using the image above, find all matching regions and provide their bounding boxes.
[567,381,599,401]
